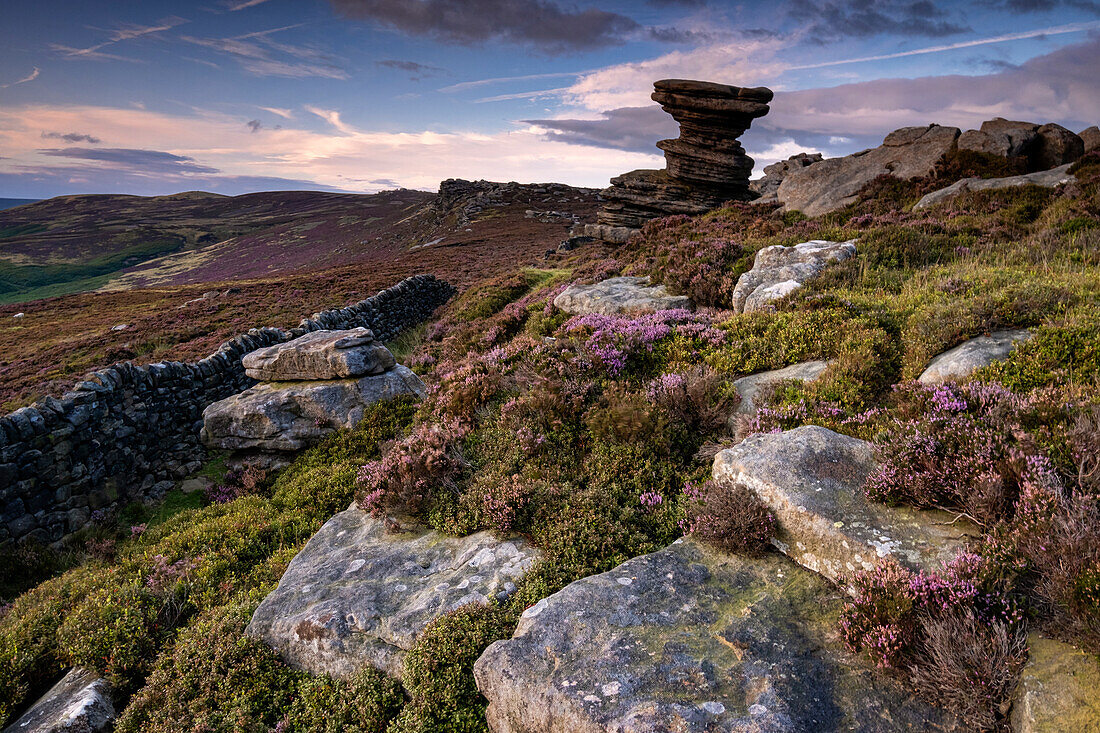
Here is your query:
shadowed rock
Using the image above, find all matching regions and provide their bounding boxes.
[913,165,1075,210]
[247,506,539,679]
[242,327,395,381]
[917,330,1032,383]
[712,426,976,584]
[474,539,955,732]
[2,668,114,733]
[1012,633,1100,733]
[553,276,692,316]
[731,239,856,313]
[1081,126,1100,154]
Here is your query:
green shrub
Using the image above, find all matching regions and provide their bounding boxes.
[978,322,1100,391]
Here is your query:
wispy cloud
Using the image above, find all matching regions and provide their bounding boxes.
[227,0,275,10]
[475,86,573,103]
[51,17,188,63]
[259,106,296,119]
[0,67,40,89]
[305,105,355,134]
[181,26,349,78]
[375,59,444,80]
[42,131,101,144]
[439,70,588,93]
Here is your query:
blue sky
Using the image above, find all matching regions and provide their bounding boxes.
[0,0,1098,198]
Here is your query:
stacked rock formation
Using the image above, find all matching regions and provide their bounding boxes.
[202,328,425,468]
[584,79,772,243]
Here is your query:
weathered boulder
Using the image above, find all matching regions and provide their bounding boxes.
[777,124,959,216]
[247,505,539,678]
[474,538,955,733]
[201,366,425,453]
[712,426,975,583]
[1081,126,1100,154]
[750,152,823,204]
[917,330,1032,383]
[2,668,114,733]
[242,328,395,381]
[958,118,1040,159]
[1011,633,1100,733]
[1035,123,1085,170]
[586,79,772,241]
[732,360,829,416]
[913,165,1075,210]
[553,276,692,316]
[731,239,856,313]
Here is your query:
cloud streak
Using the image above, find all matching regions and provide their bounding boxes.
[0,67,40,89]
[51,17,187,63]
[181,26,349,78]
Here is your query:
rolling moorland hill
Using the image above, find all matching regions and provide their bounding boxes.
[0,181,598,410]
[1,148,1098,732]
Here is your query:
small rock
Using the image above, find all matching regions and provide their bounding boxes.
[731,239,856,313]
[913,165,1075,210]
[731,360,829,416]
[242,328,395,381]
[12,312,24,319]
[917,330,1032,383]
[179,476,214,495]
[1011,633,1100,733]
[2,668,114,733]
[712,425,976,584]
[247,505,540,679]
[110,324,129,331]
[553,276,692,316]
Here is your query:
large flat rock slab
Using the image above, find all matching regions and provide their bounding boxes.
[917,330,1032,383]
[553,276,692,316]
[474,539,955,733]
[201,365,425,452]
[2,668,114,733]
[913,165,1075,210]
[242,327,395,381]
[732,240,856,313]
[712,426,975,583]
[1011,633,1100,733]
[247,505,539,679]
[732,360,829,416]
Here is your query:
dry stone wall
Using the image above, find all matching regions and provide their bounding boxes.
[0,274,455,546]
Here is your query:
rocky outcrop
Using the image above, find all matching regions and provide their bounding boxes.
[777,125,960,216]
[913,165,1075,210]
[917,330,1032,383]
[1081,126,1100,154]
[474,538,954,733]
[583,79,772,242]
[553,276,692,316]
[247,505,539,679]
[201,365,424,454]
[750,152,823,204]
[242,328,395,381]
[1011,633,1100,733]
[712,426,975,583]
[731,360,830,416]
[958,118,1084,171]
[2,668,114,733]
[731,239,857,313]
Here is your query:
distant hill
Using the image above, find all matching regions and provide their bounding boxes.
[0,198,39,211]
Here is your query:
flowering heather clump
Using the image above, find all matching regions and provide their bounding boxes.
[357,419,469,517]
[204,465,269,505]
[681,480,775,554]
[647,364,739,436]
[564,309,724,376]
[145,554,197,597]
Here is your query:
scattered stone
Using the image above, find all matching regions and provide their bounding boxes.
[110,324,128,331]
[242,328,395,381]
[247,505,539,679]
[474,538,954,733]
[12,312,24,319]
[958,118,1040,160]
[1011,633,1100,733]
[179,476,214,495]
[1081,126,1100,155]
[1034,123,1085,170]
[731,239,856,313]
[584,79,772,241]
[2,668,115,733]
[731,360,829,416]
[917,330,1032,383]
[712,426,976,583]
[778,124,960,216]
[201,365,425,453]
[553,276,692,316]
[913,165,1075,210]
[750,152,823,204]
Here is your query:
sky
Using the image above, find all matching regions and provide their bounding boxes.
[0,0,1098,198]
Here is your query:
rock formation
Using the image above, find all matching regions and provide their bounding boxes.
[1081,126,1100,155]
[1012,633,1100,733]
[917,330,1032,383]
[749,152,823,203]
[958,118,1084,171]
[583,79,772,243]
[3,668,115,733]
[202,328,424,467]
[731,239,857,313]
[913,164,1076,210]
[246,505,539,679]
[552,276,692,316]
